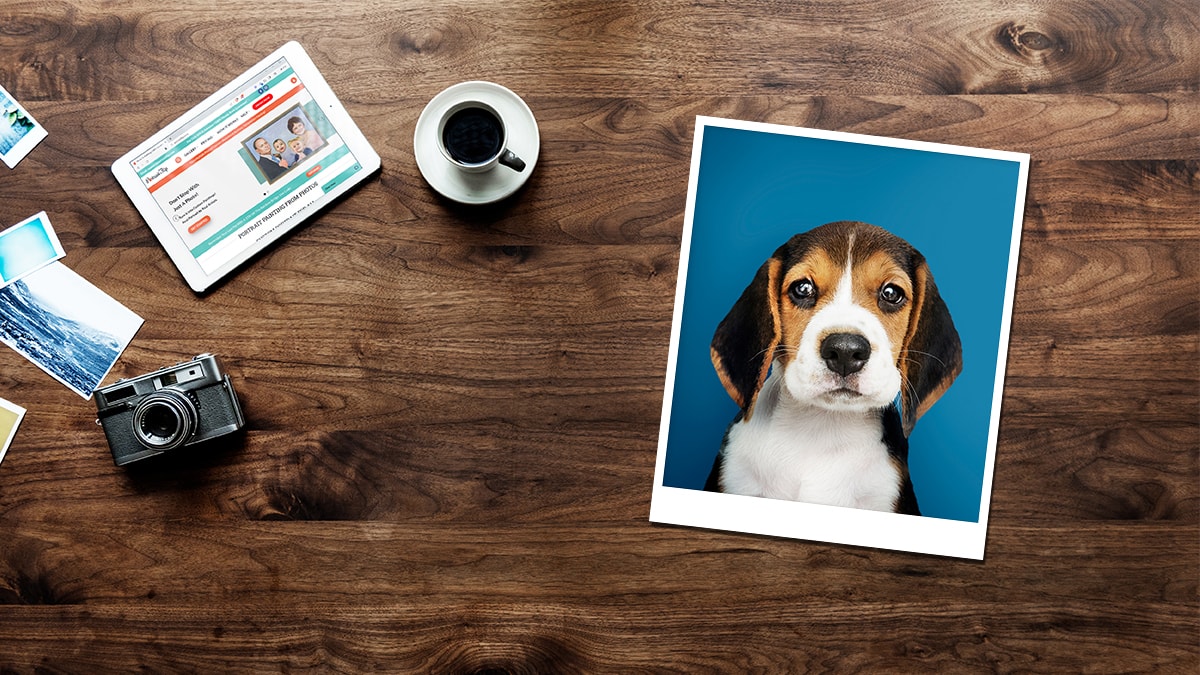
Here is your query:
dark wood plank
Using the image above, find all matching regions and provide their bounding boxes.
[0,599,1192,672]
[12,95,1199,172]
[0,419,1193,530]
[0,523,1195,670]
[0,522,1194,606]
[2,0,1196,100]
[994,426,1198,521]
[0,98,1194,252]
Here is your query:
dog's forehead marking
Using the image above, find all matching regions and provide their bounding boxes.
[832,233,857,305]
[802,239,856,319]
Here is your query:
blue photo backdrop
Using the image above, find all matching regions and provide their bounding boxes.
[661,121,1025,523]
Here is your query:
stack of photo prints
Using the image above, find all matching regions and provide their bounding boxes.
[651,117,1028,560]
[0,84,143,468]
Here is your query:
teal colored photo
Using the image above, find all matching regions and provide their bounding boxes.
[0,212,64,286]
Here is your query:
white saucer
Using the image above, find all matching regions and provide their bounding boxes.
[414,81,540,205]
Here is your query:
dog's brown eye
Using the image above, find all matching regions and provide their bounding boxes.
[879,283,906,309]
[788,279,817,307]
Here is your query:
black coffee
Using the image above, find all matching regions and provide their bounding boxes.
[442,107,503,164]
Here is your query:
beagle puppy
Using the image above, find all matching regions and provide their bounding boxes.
[703,221,962,516]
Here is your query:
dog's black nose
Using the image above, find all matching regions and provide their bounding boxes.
[821,333,871,376]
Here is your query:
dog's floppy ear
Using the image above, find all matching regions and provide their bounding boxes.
[899,261,962,436]
[711,257,782,420]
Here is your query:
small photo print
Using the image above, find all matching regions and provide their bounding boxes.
[0,262,143,399]
[0,83,48,168]
[0,211,65,288]
[241,105,326,184]
[0,397,25,467]
[650,116,1028,560]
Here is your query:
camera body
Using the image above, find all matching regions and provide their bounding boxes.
[94,354,245,466]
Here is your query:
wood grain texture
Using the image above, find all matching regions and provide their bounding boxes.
[2,0,1197,99]
[0,0,1197,671]
[0,522,1195,670]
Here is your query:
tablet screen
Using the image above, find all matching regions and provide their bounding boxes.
[125,54,369,276]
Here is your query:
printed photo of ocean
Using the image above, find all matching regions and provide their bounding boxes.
[0,262,142,398]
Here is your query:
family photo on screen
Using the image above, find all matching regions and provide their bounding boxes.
[242,106,327,183]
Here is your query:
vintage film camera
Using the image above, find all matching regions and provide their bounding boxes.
[94,354,245,466]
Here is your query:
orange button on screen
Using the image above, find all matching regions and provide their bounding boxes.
[187,215,211,234]
[306,165,322,177]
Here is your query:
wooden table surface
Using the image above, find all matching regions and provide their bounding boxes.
[1,0,1196,671]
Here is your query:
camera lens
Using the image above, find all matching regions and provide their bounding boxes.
[132,390,197,451]
[142,405,179,438]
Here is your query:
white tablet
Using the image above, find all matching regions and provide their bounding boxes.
[112,42,380,292]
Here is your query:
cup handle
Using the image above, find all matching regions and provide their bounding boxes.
[499,149,526,172]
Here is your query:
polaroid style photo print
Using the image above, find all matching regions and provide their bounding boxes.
[0,262,143,399]
[0,397,25,467]
[650,116,1029,560]
[0,211,65,288]
[0,82,47,168]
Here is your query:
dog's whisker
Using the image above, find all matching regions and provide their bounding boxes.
[751,346,775,361]
[753,344,801,362]
[900,349,947,369]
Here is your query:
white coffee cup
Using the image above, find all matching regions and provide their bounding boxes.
[436,100,526,173]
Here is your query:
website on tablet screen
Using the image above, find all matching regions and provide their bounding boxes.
[128,56,366,274]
